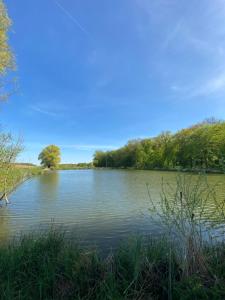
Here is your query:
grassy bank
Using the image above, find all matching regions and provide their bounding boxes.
[0,231,225,300]
[0,166,44,198]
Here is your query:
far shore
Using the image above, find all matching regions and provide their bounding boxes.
[2,164,224,201]
[93,166,225,175]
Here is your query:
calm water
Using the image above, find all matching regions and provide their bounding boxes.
[0,170,225,249]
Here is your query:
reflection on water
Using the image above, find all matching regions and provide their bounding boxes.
[0,170,224,249]
[38,171,59,202]
[0,206,10,243]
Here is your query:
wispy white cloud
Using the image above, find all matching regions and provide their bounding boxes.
[171,72,225,98]
[190,73,225,98]
[60,144,118,151]
[53,0,90,36]
[30,105,61,117]
[136,0,225,103]
[25,142,119,152]
[136,0,225,54]
[24,142,47,149]
[136,0,176,22]
[162,20,183,49]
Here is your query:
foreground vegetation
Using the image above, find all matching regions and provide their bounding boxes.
[0,231,224,300]
[94,119,225,172]
[0,174,224,299]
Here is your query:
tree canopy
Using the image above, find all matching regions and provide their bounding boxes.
[93,120,225,171]
[38,145,61,169]
[0,132,23,198]
[0,0,15,100]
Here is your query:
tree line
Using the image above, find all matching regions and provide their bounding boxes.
[93,119,225,171]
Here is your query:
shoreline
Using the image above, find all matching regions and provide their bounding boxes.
[0,167,45,201]
[93,166,225,175]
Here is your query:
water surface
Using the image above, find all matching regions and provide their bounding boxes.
[0,170,225,249]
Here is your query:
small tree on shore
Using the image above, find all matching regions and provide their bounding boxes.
[38,145,61,169]
[0,132,23,202]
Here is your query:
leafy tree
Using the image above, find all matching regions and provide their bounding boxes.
[38,145,61,169]
[0,0,15,101]
[0,0,13,74]
[93,120,225,171]
[0,132,23,202]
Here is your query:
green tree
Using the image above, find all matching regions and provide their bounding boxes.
[38,145,61,169]
[93,120,225,171]
[0,0,15,101]
[0,132,23,202]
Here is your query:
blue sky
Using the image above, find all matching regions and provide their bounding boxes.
[1,0,225,164]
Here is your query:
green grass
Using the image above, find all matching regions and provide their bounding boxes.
[0,231,225,300]
[0,166,44,195]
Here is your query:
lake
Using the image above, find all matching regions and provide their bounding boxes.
[0,170,225,249]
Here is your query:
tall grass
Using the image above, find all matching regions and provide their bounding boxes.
[0,230,225,299]
[147,174,225,279]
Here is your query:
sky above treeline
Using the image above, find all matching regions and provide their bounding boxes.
[1,0,225,163]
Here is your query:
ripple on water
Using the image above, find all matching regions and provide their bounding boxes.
[1,170,225,249]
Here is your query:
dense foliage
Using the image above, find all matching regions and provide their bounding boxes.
[38,145,61,169]
[0,0,13,74]
[0,0,15,101]
[94,120,225,171]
